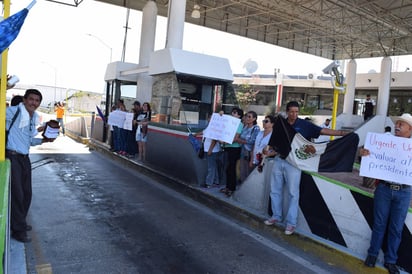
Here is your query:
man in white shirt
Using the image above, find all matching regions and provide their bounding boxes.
[6,89,55,242]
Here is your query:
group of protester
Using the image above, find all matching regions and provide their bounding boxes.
[198,101,411,274]
[109,99,151,161]
[4,85,410,273]
[196,108,274,197]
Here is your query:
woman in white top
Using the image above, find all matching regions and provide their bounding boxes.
[251,115,275,170]
[135,102,151,161]
[238,111,260,182]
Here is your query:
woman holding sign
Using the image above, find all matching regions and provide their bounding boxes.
[219,107,244,197]
[362,113,412,274]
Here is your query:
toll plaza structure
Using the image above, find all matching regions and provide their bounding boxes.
[2,1,412,273]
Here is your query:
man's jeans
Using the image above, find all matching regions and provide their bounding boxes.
[269,156,302,227]
[56,118,65,134]
[205,152,222,186]
[368,183,411,263]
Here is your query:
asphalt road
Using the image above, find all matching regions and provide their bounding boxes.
[23,136,351,274]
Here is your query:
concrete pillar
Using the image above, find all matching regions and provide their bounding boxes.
[376,57,392,116]
[137,76,153,103]
[165,0,186,49]
[343,59,357,114]
[136,0,158,103]
[138,0,157,67]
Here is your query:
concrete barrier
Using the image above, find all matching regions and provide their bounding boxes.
[233,160,412,272]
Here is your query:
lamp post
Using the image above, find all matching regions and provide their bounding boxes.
[42,61,57,104]
[86,33,113,62]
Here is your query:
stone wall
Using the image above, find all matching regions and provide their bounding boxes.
[151,73,182,124]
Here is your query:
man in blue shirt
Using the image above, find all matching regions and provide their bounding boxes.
[6,89,55,242]
[264,101,346,235]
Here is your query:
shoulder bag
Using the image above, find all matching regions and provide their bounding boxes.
[6,108,21,145]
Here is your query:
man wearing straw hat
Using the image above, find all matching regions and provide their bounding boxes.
[362,113,412,274]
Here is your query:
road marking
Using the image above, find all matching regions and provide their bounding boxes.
[238,227,330,274]
[31,230,53,274]
[36,263,53,274]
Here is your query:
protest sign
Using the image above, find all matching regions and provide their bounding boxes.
[203,113,241,144]
[123,113,134,130]
[360,132,412,185]
[107,110,127,128]
[42,120,60,139]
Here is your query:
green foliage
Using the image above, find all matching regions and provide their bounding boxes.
[71,90,85,98]
[225,84,238,105]
[267,101,278,115]
[235,84,260,110]
[299,105,317,115]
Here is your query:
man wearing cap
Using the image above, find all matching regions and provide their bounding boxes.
[362,113,412,274]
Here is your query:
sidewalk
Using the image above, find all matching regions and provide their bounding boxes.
[10,238,26,274]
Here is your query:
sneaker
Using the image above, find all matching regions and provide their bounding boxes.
[384,263,400,274]
[285,225,295,235]
[264,218,278,226]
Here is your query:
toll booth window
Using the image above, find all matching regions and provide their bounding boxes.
[118,84,137,110]
[150,73,228,130]
[221,84,239,114]
[121,85,137,99]
[179,83,215,128]
[105,80,137,112]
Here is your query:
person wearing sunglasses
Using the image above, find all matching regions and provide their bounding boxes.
[237,111,260,183]
[251,115,275,171]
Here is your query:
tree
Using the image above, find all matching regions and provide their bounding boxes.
[235,84,260,110]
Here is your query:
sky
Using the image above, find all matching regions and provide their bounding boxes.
[6,0,412,94]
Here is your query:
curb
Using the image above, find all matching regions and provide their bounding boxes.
[10,239,26,274]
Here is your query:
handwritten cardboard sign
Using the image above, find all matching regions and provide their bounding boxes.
[42,120,60,139]
[203,113,241,144]
[360,132,412,185]
[107,110,127,128]
[123,113,134,131]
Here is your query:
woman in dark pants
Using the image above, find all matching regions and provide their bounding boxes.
[220,107,243,197]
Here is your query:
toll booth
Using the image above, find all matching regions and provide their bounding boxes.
[148,48,234,127]
[97,49,235,185]
[100,49,234,138]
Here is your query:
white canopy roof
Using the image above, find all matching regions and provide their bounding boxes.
[149,48,233,82]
